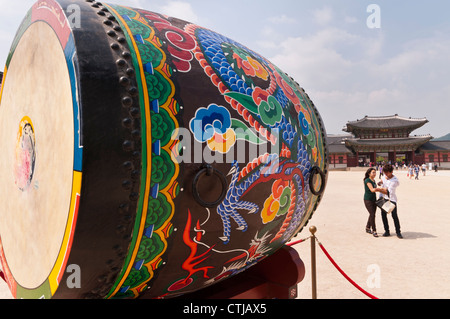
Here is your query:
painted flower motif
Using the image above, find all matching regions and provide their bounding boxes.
[299,111,310,136]
[261,180,292,224]
[261,194,280,224]
[231,49,269,81]
[258,95,283,126]
[207,128,237,154]
[190,104,236,153]
[190,104,231,141]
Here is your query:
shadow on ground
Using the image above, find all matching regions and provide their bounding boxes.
[401,231,437,240]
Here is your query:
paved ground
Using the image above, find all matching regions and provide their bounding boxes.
[1,168,449,299]
[292,168,450,299]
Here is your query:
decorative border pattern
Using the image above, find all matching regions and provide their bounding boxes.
[104,4,181,299]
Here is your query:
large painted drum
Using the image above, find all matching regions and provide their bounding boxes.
[0,0,328,299]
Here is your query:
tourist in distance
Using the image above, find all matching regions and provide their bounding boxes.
[363,167,383,237]
[378,164,403,239]
[414,164,420,180]
[408,165,414,179]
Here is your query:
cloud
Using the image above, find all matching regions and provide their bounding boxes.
[344,16,358,24]
[0,0,35,14]
[112,0,200,23]
[100,0,147,9]
[268,15,297,25]
[270,28,361,91]
[0,0,37,68]
[158,1,199,23]
[268,25,450,136]
[313,6,334,26]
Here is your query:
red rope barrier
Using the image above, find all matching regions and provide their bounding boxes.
[317,239,379,299]
[0,270,5,283]
[286,236,310,246]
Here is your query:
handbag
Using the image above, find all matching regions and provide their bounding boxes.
[375,188,396,214]
[376,196,395,214]
[376,198,395,214]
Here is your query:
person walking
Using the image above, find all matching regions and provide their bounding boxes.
[414,164,420,180]
[378,164,403,239]
[363,167,382,237]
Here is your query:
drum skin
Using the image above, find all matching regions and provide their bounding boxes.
[0,0,328,299]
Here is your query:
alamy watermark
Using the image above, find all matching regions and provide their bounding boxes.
[366,264,381,289]
[66,264,81,289]
[170,125,283,165]
[67,4,81,29]
[367,4,381,29]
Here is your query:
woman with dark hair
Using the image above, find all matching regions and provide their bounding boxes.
[363,167,382,237]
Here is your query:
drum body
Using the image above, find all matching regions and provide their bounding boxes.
[0,0,328,299]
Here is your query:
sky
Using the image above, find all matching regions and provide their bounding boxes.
[0,0,449,138]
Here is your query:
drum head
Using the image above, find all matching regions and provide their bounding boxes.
[0,21,75,290]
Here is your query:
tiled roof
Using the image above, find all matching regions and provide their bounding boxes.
[343,115,428,131]
[421,140,450,151]
[326,134,352,154]
[345,135,432,147]
[434,133,450,141]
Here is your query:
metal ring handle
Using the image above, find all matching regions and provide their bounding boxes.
[192,164,228,207]
[309,166,326,196]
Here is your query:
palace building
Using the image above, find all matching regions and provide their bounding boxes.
[328,115,450,169]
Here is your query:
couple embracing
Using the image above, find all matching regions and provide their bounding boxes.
[364,164,403,238]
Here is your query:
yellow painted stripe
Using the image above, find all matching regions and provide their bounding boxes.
[48,171,82,294]
[0,66,8,101]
